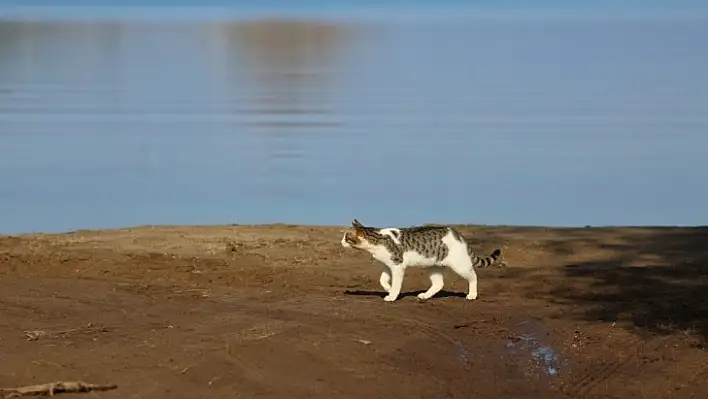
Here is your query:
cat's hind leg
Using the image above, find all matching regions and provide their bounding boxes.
[448,254,478,300]
[379,269,392,293]
[417,267,444,300]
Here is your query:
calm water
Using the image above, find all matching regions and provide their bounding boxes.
[1,10,707,233]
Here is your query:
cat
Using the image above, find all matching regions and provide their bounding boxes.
[341,219,504,302]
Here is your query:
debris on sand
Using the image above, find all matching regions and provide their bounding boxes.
[0,381,117,398]
[23,323,109,342]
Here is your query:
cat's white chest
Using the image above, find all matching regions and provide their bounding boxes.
[370,245,393,265]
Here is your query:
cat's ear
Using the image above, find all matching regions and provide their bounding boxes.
[352,219,364,229]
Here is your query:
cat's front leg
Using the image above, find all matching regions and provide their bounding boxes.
[383,265,405,302]
[379,269,392,293]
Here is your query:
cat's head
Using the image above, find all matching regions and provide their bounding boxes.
[341,219,379,251]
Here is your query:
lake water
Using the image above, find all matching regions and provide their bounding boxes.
[1,8,707,233]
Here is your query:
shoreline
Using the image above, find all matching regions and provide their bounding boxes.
[6,222,708,237]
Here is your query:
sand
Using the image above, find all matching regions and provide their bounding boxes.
[1,223,707,398]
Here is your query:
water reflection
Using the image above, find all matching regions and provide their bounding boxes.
[225,19,348,115]
[0,15,707,233]
[217,20,353,196]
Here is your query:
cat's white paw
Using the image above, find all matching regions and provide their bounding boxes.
[383,294,398,302]
[466,293,478,300]
[416,292,431,300]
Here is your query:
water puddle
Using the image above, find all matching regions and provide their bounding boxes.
[505,320,564,378]
[453,341,471,367]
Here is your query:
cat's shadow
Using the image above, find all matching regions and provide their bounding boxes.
[343,289,466,299]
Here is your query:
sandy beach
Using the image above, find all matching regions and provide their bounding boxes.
[1,223,707,398]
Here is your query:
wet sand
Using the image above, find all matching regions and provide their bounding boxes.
[1,224,707,398]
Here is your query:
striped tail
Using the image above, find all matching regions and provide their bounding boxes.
[469,248,504,268]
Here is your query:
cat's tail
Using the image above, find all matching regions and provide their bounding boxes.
[469,248,505,268]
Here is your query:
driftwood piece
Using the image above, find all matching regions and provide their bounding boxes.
[0,381,117,398]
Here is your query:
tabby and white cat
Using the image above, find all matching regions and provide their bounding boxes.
[341,219,504,302]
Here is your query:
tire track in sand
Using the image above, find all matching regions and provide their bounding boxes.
[562,331,671,397]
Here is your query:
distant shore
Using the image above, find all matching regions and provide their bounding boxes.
[6,222,706,237]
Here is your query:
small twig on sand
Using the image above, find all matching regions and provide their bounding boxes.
[24,331,51,341]
[24,323,109,342]
[0,381,117,398]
